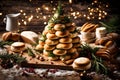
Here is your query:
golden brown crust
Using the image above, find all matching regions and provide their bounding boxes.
[55,30,69,37]
[72,57,91,70]
[72,37,80,43]
[46,33,59,40]
[11,33,20,41]
[53,49,67,56]
[59,37,72,43]
[105,40,114,48]
[67,48,77,54]
[2,32,12,41]
[56,43,73,49]
[54,24,65,31]
[11,42,25,52]
[44,44,55,50]
[81,22,89,31]
[45,39,59,45]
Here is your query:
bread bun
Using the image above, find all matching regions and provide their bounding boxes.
[2,32,12,41]
[96,48,110,60]
[67,48,77,54]
[11,33,20,41]
[44,25,56,34]
[21,31,38,44]
[46,33,59,40]
[44,44,55,50]
[59,37,72,43]
[54,24,65,31]
[56,43,73,49]
[45,39,59,45]
[69,32,78,38]
[55,31,69,37]
[60,55,71,61]
[105,40,114,48]
[95,37,110,45]
[11,42,25,52]
[72,37,80,43]
[35,44,44,51]
[53,49,67,56]
[72,57,91,70]
[39,40,45,45]
[43,50,52,56]
[67,25,76,32]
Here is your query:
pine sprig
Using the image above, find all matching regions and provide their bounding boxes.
[0,40,13,48]
[0,52,26,64]
[80,44,108,74]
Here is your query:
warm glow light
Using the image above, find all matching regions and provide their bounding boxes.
[0,13,2,16]
[24,21,27,25]
[28,15,33,22]
[69,0,72,4]
[20,10,23,13]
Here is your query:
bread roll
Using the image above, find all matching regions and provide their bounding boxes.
[46,33,59,40]
[21,31,38,44]
[105,40,114,48]
[107,33,119,40]
[72,57,91,70]
[56,43,73,49]
[73,43,81,48]
[60,55,71,61]
[48,23,55,28]
[55,31,69,37]
[67,48,77,54]
[54,24,65,31]
[11,33,20,41]
[39,40,45,45]
[95,37,110,45]
[65,22,72,27]
[11,42,25,52]
[43,50,52,56]
[59,37,72,43]
[2,32,12,41]
[96,48,110,60]
[44,44,55,50]
[45,39,59,45]
[72,52,79,59]
[48,56,59,61]
[69,32,78,38]
[35,44,44,51]
[44,25,56,34]
[53,49,67,56]
[67,25,76,32]
[72,37,80,43]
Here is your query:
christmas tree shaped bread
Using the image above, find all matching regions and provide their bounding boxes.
[36,3,81,62]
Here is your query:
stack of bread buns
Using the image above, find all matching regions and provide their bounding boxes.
[80,22,98,43]
[35,4,81,62]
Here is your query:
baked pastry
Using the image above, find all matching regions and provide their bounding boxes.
[72,37,80,43]
[39,40,45,45]
[54,24,65,31]
[21,31,38,44]
[11,42,25,52]
[45,39,59,45]
[44,44,55,50]
[11,32,20,41]
[2,32,12,41]
[56,43,73,49]
[69,32,78,38]
[67,48,77,54]
[59,37,72,43]
[60,55,71,61]
[95,37,110,45]
[107,32,119,40]
[46,33,59,39]
[35,44,44,51]
[96,48,111,60]
[81,22,98,32]
[53,49,67,56]
[55,31,69,37]
[72,52,79,59]
[72,57,91,70]
[67,25,76,32]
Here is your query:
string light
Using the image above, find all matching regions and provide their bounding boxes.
[17,0,108,26]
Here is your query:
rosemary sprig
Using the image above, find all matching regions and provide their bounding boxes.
[0,40,13,48]
[80,44,108,74]
[26,47,35,58]
[0,52,26,64]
